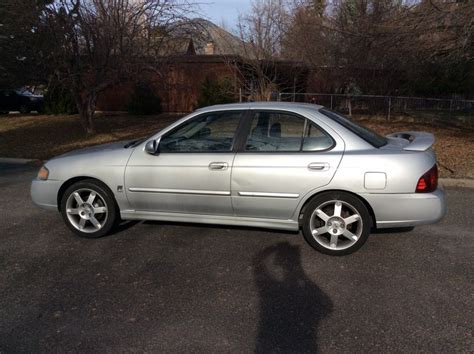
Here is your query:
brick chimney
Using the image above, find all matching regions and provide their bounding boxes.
[204,42,215,55]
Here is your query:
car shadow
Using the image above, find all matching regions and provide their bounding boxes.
[142,220,300,236]
[110,220,142,235]
[253,242,333,353]
[371,226,415,234]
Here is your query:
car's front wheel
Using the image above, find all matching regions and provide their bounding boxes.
[302,192,371,256]
[60,179,119,238]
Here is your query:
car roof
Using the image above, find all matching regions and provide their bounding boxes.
[195,101,324,113]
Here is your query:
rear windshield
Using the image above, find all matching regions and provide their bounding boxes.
[319,108,388,148]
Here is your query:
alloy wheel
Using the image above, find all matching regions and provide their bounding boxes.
[309,200,363,251]
[65,188,108,233]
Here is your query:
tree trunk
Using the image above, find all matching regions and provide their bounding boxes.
[74,91,97,134]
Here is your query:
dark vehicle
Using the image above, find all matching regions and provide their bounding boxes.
[0,89,44,114]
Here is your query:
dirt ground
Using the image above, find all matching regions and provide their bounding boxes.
[0,112,472,178]
[354,115,474,179]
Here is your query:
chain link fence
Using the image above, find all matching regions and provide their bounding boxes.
[278,93,474,124]
[239,90,474,125]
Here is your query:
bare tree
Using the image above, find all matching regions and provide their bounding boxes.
[233,0,296,101]
[399,0,474,61]
[282,0,473,97]
[42,0,195,134]
[366,0,474,95]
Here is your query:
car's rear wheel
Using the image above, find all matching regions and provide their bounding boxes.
[60,179,119,238]
[302,192,371,256]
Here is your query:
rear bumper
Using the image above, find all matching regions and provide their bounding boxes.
[364,188,446,229]
[31,179,62,210]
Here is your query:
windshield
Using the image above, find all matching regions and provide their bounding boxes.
[15,88,34,96]
[319,108,387,148]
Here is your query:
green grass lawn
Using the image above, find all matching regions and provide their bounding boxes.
[0,112,472,178]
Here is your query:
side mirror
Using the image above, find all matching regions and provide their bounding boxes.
[145,138,160,155]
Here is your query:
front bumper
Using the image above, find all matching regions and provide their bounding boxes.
[364,188,447,228]
[31,179,63,210]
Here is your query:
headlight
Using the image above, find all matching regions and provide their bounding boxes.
[37,166,49,180]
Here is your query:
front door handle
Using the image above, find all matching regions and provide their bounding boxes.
[209,162,228,170]
[308,162,330,171]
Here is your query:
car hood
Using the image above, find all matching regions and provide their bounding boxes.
[56,140,132,159]
[45,139,138,181]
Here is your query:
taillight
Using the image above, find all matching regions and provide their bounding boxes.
[415,164,438,193]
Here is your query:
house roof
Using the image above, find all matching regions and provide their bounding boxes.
[173,18,250,57]
[155,37,196,56]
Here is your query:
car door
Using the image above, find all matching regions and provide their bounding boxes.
[0,90,15,111]
[124,110,245,215]
[9,91,21,111]
[231,110,344,219]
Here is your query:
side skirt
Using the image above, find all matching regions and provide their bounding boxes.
[120,210,300,231]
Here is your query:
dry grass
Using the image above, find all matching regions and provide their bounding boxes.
[0,112,180,161]
[0,112,472,178]
[354,115,474,179]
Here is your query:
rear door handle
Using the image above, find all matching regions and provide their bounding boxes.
[209,162,228,170]
[308,162,330,171]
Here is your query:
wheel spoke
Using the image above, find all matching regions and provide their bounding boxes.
[315,209,330,222]
[79,218,86,229]
[310,198,364,251]
[87,191,96,205]
[94,206,107,214]
[89,216,101,229]
[66,188,109,233]
[73,192,84,205]
[333,201,342,217]
[330,234,338,248]
[342,229,358,241]
[312,226,328,236]
[344,214,360,225]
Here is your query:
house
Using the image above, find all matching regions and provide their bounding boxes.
[96,19,247,113]
[96,19,311,113]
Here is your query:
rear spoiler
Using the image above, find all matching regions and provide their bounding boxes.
[386,131,435,151]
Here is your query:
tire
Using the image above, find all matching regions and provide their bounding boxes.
[60,179,119,238]
[301,191,371,256]
[19,105,30,114]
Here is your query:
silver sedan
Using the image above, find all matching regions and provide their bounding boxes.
[31,102,446,255]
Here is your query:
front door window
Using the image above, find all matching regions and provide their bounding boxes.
[160,111,242,153]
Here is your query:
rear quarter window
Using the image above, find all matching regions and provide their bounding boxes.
[319,108,387,148]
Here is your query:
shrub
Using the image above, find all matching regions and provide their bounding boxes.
[197,77,236,108]
[127,82,162,115]
[43,84,77,115]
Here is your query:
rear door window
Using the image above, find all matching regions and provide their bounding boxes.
[245,111,334,152]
